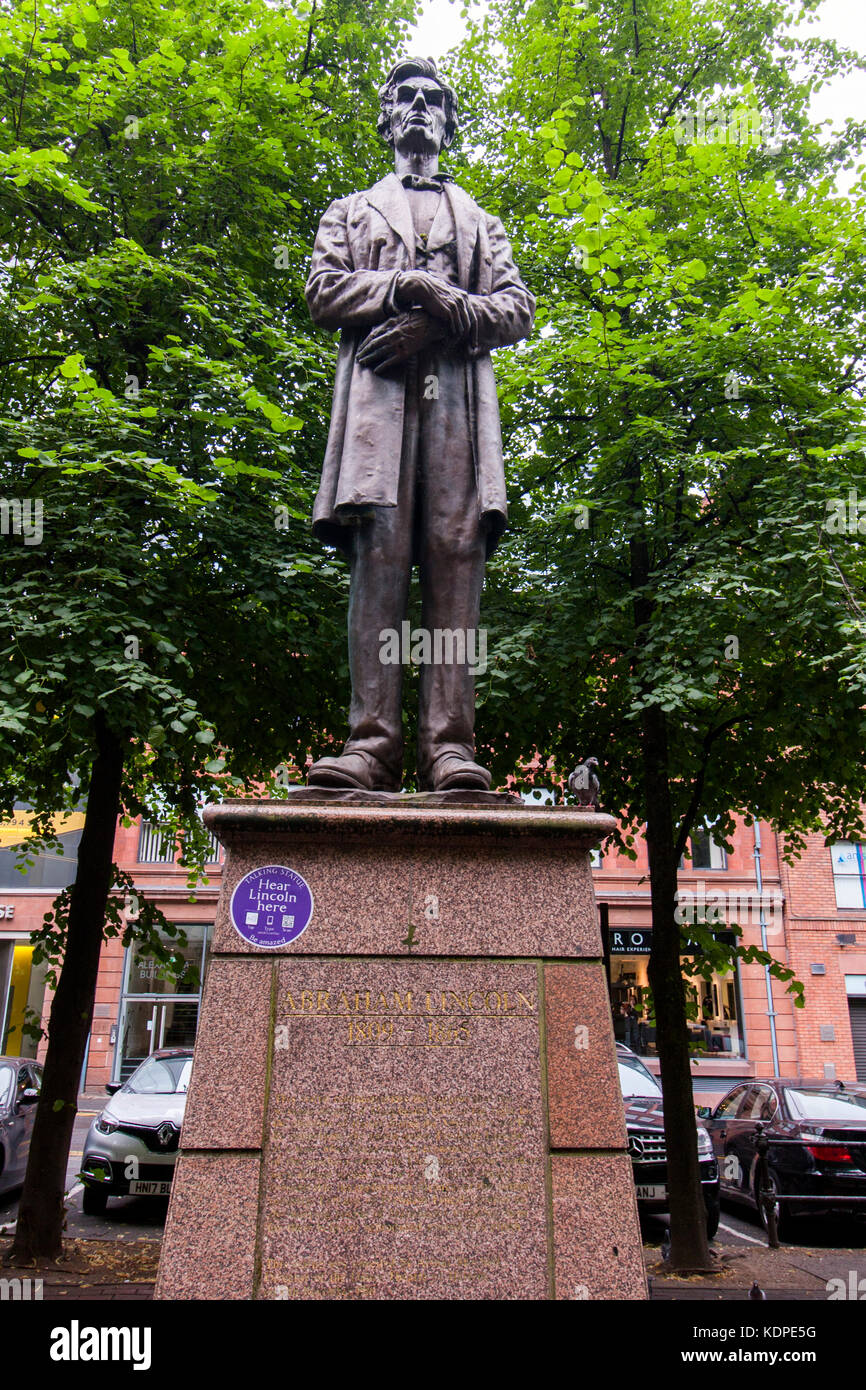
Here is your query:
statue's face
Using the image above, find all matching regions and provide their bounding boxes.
[389,75,448,154]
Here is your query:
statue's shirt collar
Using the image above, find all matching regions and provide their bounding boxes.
[400,172,453,193]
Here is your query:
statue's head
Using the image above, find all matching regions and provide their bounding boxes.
[377,57,458,156]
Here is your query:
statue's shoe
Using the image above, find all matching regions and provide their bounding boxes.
[307,751,399,792]
[427,754,492,792]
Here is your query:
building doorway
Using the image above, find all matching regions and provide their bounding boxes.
[116,998,201,1082]
[847,976,866,1082]
[113,924,209,1082]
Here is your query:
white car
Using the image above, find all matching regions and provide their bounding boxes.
[80,1048,192,1216]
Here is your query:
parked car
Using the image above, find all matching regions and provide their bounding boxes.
[0,1057,42,1196]
[80,1048,192,1217]
[616,1043,720,1238]
[704,1076,866,1239]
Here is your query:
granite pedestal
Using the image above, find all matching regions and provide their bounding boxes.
[155,797,647,1301]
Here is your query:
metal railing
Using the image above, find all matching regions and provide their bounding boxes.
[136,822,222,865]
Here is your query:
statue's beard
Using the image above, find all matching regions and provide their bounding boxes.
[394,120,441,156]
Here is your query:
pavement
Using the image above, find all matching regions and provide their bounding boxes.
[0,1235,159,1300]
[4,1234,864,1301]
[646,1241,866,1301]
[642,1209,866,1299]
[3,1213,864,1302]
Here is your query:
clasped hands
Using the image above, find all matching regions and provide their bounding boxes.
[356,271,472,375]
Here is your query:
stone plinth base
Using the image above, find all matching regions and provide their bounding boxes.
[155,800,646,1301]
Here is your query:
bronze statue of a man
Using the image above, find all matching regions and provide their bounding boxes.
[306,57,534,792]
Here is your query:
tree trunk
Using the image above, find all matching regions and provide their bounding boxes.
[643,702,712,1270]
[627,483,711,1271]
[11,716,123,1262]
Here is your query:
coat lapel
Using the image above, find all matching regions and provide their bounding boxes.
[425,189,454,255]
[442,181,481,291]
[364,172,415,265]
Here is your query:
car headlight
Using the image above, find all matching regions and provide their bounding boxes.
[95,1115,118,1135]
[696,1125,713,1158]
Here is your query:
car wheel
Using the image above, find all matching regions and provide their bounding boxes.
[705,1189,721,1240]
[755,1169,792,1241]
[82,1185,108,1217]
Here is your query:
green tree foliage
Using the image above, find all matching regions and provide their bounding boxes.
[450,0,866,1267]
[0,0,416,1259]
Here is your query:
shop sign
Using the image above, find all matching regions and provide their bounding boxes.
[0,809,85,848]
[607,926,737,955]
[609,929,651,954]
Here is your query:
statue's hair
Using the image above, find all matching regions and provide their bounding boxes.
[377,56,458,148]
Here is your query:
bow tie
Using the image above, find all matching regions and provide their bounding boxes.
[401,174,450,193]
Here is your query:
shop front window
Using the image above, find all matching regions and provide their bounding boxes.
[0,942,48,1059]
[608,943,744,1058]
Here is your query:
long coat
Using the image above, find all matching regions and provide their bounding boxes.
[305,172,535,556]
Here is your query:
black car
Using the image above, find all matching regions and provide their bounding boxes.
[704,1077,866,1238]
[0,1056,42,1196]
[617,1044,720,1238]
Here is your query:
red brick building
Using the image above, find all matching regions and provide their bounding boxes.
[2,806,864,1098]
[778,833,866,1084]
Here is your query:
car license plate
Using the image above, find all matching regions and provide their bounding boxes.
[635,1183,667,1201]
[129,1179,172,1196]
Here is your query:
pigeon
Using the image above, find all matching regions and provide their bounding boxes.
[568,757,601,810]
[749,1281,766,1300]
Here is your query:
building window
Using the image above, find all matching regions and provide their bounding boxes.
[590,848,602,869]
[830,843,866,909]
[689,830,727,870]
[137,821,222,865]
[204,832,222,864]
[137,822,177,864]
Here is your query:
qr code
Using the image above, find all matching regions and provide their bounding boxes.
[282,915,294,931]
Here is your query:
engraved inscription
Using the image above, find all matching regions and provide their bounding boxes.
[259,961,549,1300]
[281,983,537,1048]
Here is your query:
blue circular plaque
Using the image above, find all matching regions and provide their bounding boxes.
[229,865,314,947]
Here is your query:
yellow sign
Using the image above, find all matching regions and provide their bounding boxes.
[0,809,86,849]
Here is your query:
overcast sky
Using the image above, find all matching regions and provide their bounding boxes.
[410,0,866,134]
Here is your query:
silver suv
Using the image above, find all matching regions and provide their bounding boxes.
[80,1049,191,1216]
